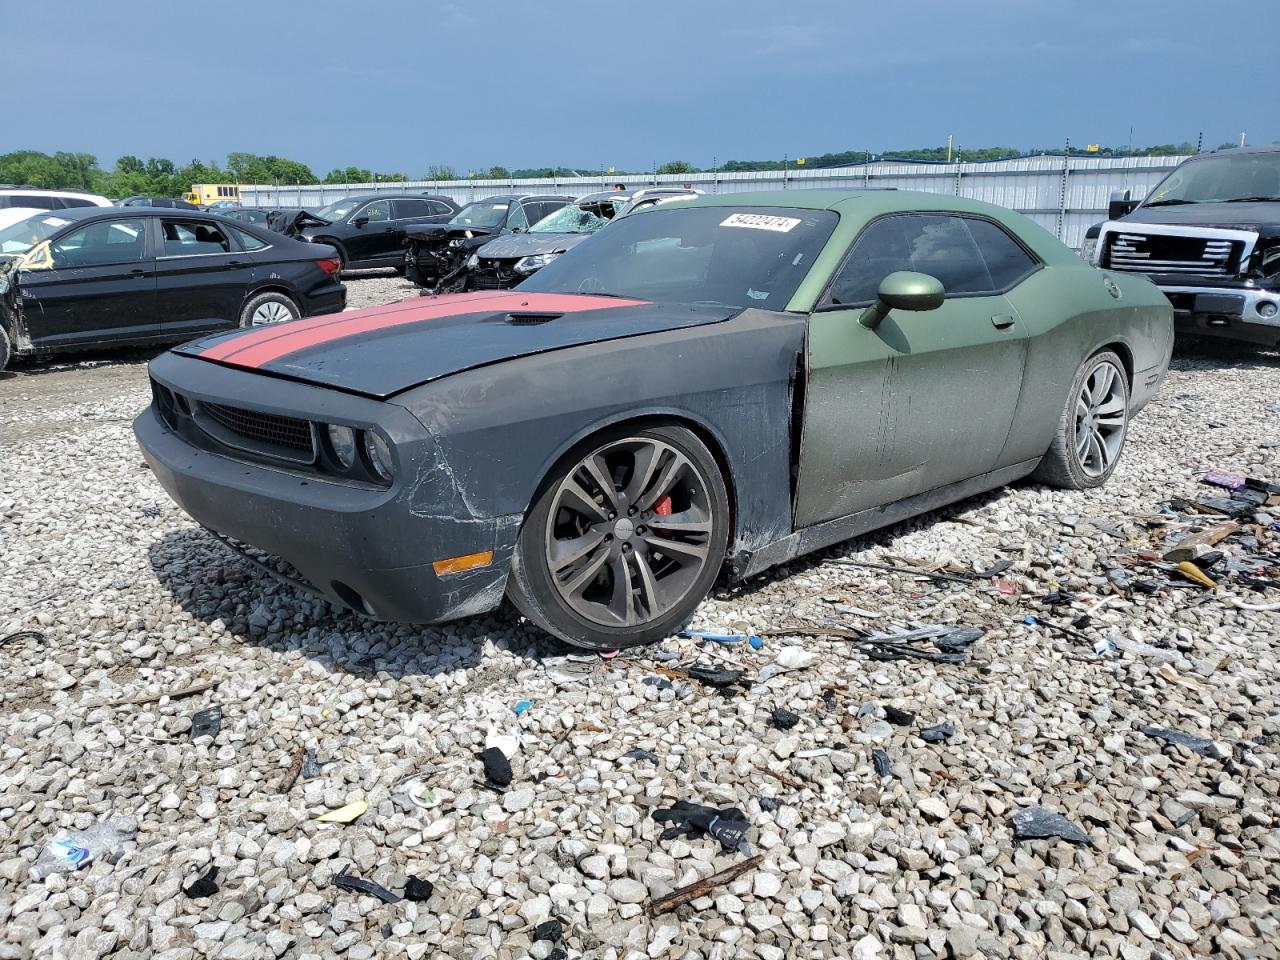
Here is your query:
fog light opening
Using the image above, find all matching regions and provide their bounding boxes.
[1258,300,1278,319]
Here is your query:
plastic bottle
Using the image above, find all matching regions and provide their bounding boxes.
[30,823,128,880]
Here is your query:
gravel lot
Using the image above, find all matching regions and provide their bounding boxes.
[1,273,1278,960]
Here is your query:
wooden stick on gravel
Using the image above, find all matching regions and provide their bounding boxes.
[278,745,306,794]
[102,679,221,708]
[646,855,764,916]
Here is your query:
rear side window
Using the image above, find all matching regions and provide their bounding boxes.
[393,198,433,218]
[966,218,1038,289]
[0,194,60,210]
[359,199,391,222]
[161,219,232,256]
[59,197,97,209]
[229,226,269,250]
[50,219,146,267]
[427,200,455,216]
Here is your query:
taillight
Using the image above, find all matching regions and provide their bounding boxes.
[316,258,341,276]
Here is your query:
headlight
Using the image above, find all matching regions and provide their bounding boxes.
[466,253,480,269]
[364,431,395,482]
[1079,236,1099,265]
[448,238,464,247]
[513,252,562,275]
[327,424,356,469]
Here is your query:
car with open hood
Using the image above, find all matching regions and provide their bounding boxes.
[464,188,697,290]
[402,194,574,289]
[0,207,344,371]
[135,190,1172,650]
[1082,144,1280,346]
[285,194,460,271]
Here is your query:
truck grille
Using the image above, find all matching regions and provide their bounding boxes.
[194,401,316,464]
[1105,232,1239,276]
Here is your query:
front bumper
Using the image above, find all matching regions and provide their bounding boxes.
[1149,279,1280,344]
[135,352,519,624]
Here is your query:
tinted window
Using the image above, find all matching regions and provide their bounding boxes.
[393,198,433,218]
[507,201,529,231]
[967,218,1038,289]
[50,219,146,267]
[519,205,838,310]
[161,219,232,256]
[0,194,59,210]
[359,199,391,222]
[229,226,268,250]
[427,200,455,216]
[826,214,995,306]
[59,197,97,209]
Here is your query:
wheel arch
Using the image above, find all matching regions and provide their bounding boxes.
[1097,339,1134,386]
[241,283,301,312]
[520,409,740,558]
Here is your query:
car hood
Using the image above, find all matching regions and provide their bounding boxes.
[477,232,592,260]
[404,223,498,244]
[1124,201,1280,231]
[175,291,743,399]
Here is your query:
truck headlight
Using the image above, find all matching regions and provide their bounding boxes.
[513,252,562,275]
[327,424,357,469]
[466,253,480,269]
[364,431,395,482]
[1079,236,1099,265]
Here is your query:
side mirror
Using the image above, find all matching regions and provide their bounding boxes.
[1108,189,1138,221]
[860,271,945,329]
[352,216,369,228]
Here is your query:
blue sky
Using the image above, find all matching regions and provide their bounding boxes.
[7,0,1268,174]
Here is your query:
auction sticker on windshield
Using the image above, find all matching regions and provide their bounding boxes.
[721,213,801,232]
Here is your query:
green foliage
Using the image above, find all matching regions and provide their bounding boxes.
[486,166,511,179]
[424,164,458,181]
[656,160,696,175]
[325,166,373,184]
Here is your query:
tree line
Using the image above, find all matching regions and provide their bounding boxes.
[1,142,1223,198]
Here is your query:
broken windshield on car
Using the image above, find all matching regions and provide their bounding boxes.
[0,213,70,254]
[449,202,509,229]
[1145,151,1280,205]
[516,206,837,310]
[529,202,618,235]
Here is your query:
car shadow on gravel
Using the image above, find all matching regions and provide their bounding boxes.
[147,527,558,679]
[3,344,165,380]
[1171,336,1280,371]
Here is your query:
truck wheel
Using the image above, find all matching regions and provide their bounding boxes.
[240,291,300,327]
[1033,350,1130,489]
[507,425,730,650]
[0,325,10,372]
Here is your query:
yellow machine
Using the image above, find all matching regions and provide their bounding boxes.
[183,183,241,206]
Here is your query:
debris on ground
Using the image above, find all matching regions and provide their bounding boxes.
[534,919,564,942]
[621,748,659,764]
[316,799,368,824]
[278,745,306,793]
[882,705,915,726]
[190,705,221,740]
[646,854,765,917]
[333,868,401,904]
[182,865,220,898]
[1010,805,1093,845]
[756,647,817,683]
[1141,725,1216,757]
[652,801,751,855]
[403,877,435,902]
[480,747,513,788]
[683,629,760,646]
[542,653,597,685]
[301,749,325,779]
[31,821,134,880]
[920,722,955,743]
[770,708,800,730]
[872,748,892,778]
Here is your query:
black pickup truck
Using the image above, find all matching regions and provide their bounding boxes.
[1083,145,1280,347]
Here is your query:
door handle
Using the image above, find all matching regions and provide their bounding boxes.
[225,260,245,269]
[128,268,147,276]
[991,314,1016,330]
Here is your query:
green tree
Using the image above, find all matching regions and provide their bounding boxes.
[425,164,457,181]
[656,160,696,175]
[324,166,373,184]
[486,165,510,179]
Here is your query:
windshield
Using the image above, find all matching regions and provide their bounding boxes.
[0,212,72,255]
[449,202,509,229]
[315,199,359,222]
[1145,152,1280,205]
[517,206,838,310]
[530,201,620,235]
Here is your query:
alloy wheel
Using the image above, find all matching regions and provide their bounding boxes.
[251,300,294,325]
[1074,359,1127,478]
[544,437,715,627]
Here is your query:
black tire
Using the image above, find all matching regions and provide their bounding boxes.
[393,265,407,277]
[1032,349,1130,489]
[0,324,10,373]
[239,291,300,328]
[507,424,730,649]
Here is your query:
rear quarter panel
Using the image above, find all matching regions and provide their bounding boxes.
[1001,261,1173,464]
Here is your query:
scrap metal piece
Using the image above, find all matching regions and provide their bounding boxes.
[333,867,401,904]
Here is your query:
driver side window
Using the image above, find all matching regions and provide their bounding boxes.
[360,200,391,222]
[51,219,146,268]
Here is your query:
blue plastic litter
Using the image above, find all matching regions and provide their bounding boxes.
[514,700,533,717]
[1023,615,1039,626]
[683,630,760,646]
[748,635,764,650]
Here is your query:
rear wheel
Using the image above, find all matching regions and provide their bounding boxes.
[507,425,730,649]
[1033,350,1130,489]
[240,291,300,328]
[0,325,10,372]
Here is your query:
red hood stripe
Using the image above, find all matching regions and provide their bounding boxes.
[201,292,646,369]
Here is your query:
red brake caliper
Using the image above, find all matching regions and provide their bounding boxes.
[655,496,673,516]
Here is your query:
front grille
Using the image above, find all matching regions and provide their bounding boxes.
[194,400,316,464]
[1105,232,1240,276]
[469,272,511,290]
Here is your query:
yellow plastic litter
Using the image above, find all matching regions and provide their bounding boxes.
[1175,561,1216,590]
[316,800,368,824]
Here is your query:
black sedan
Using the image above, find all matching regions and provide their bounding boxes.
[403,194,573,289]
[290,194,460,271]
[0,207,345,371]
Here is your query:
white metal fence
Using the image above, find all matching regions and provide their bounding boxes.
[240,155,1190,250]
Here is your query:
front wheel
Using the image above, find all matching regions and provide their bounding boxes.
[507,425,730,649]
[1032,350,1130,489]
[0,324,10,372]
[240,291,300,328]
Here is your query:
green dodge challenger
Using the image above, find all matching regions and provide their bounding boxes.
[137,190,1174,649]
